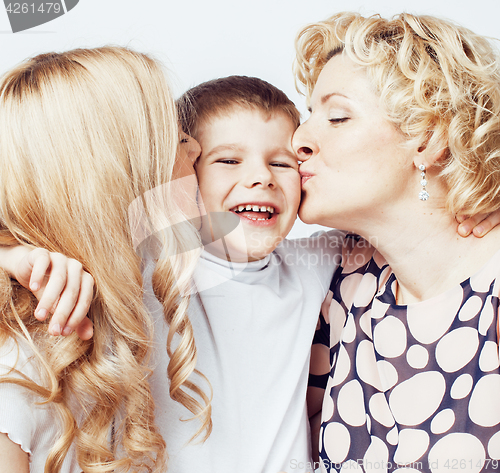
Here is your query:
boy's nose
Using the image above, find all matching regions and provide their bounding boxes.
[251,178,275,189]
[247,166,275,189]
[292,121,316,162]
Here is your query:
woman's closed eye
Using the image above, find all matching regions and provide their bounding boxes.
[328,117,349,124]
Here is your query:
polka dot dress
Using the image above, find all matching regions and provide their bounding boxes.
[317,238,500,473]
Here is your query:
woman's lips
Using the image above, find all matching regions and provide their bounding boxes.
[300,172,314,185]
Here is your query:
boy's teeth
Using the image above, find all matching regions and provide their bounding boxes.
[232,204,276,214]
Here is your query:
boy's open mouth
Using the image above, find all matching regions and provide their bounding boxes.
[230,204,276,221]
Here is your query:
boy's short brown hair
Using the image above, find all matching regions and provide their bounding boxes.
[177,75,301,138]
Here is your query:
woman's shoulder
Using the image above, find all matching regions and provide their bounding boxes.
[0,335,65,469]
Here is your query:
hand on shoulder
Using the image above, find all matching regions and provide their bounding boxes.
[1,245,94,340]
[457,209,500,238]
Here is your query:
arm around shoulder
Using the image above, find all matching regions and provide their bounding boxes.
[0,244,94,339]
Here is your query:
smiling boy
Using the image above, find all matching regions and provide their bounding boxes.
[195,105,301,262]
[144,76,346,473]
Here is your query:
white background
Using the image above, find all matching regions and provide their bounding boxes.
[1,0,499,237]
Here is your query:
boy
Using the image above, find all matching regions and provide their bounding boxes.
[146,76,345,473]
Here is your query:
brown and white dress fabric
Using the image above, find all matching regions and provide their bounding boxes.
[312,236,500,473]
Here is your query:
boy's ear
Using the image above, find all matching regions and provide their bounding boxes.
[414,130,448,168]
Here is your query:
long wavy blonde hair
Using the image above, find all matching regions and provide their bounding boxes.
[0,46,210,472]
[294,12,500,215]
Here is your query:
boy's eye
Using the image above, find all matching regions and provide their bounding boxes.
[271,162,292,168]
[271,162,300,171]
[180,138,189,144]
[216,159,239,164]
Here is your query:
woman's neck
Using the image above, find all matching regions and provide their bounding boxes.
[345,198,500,305]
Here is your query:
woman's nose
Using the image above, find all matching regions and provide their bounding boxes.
[187,136,201,163]
[292,121,316,162]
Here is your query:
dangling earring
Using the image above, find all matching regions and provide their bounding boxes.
[418,164,429,201]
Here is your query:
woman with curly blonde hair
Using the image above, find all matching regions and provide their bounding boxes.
[293,12,500,471]
[0,46,210,472]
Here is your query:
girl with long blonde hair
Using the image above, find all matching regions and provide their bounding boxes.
[0,46,210,472]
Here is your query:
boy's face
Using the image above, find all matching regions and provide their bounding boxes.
[195,108,301,262]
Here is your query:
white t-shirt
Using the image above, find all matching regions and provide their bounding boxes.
[0,338,80,473]
[145,230,345,473]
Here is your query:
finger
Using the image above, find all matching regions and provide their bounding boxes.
[455,214,467,224]
[46,259,84,335]
[75,317,94,341]
[472,209,500,238]
[26,249,51,292]
[33,254,69,322]
[58,272,94,338]
[457,213,487,238]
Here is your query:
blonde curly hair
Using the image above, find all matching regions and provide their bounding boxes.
[0,46,210,472]
[294,12,500,215]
